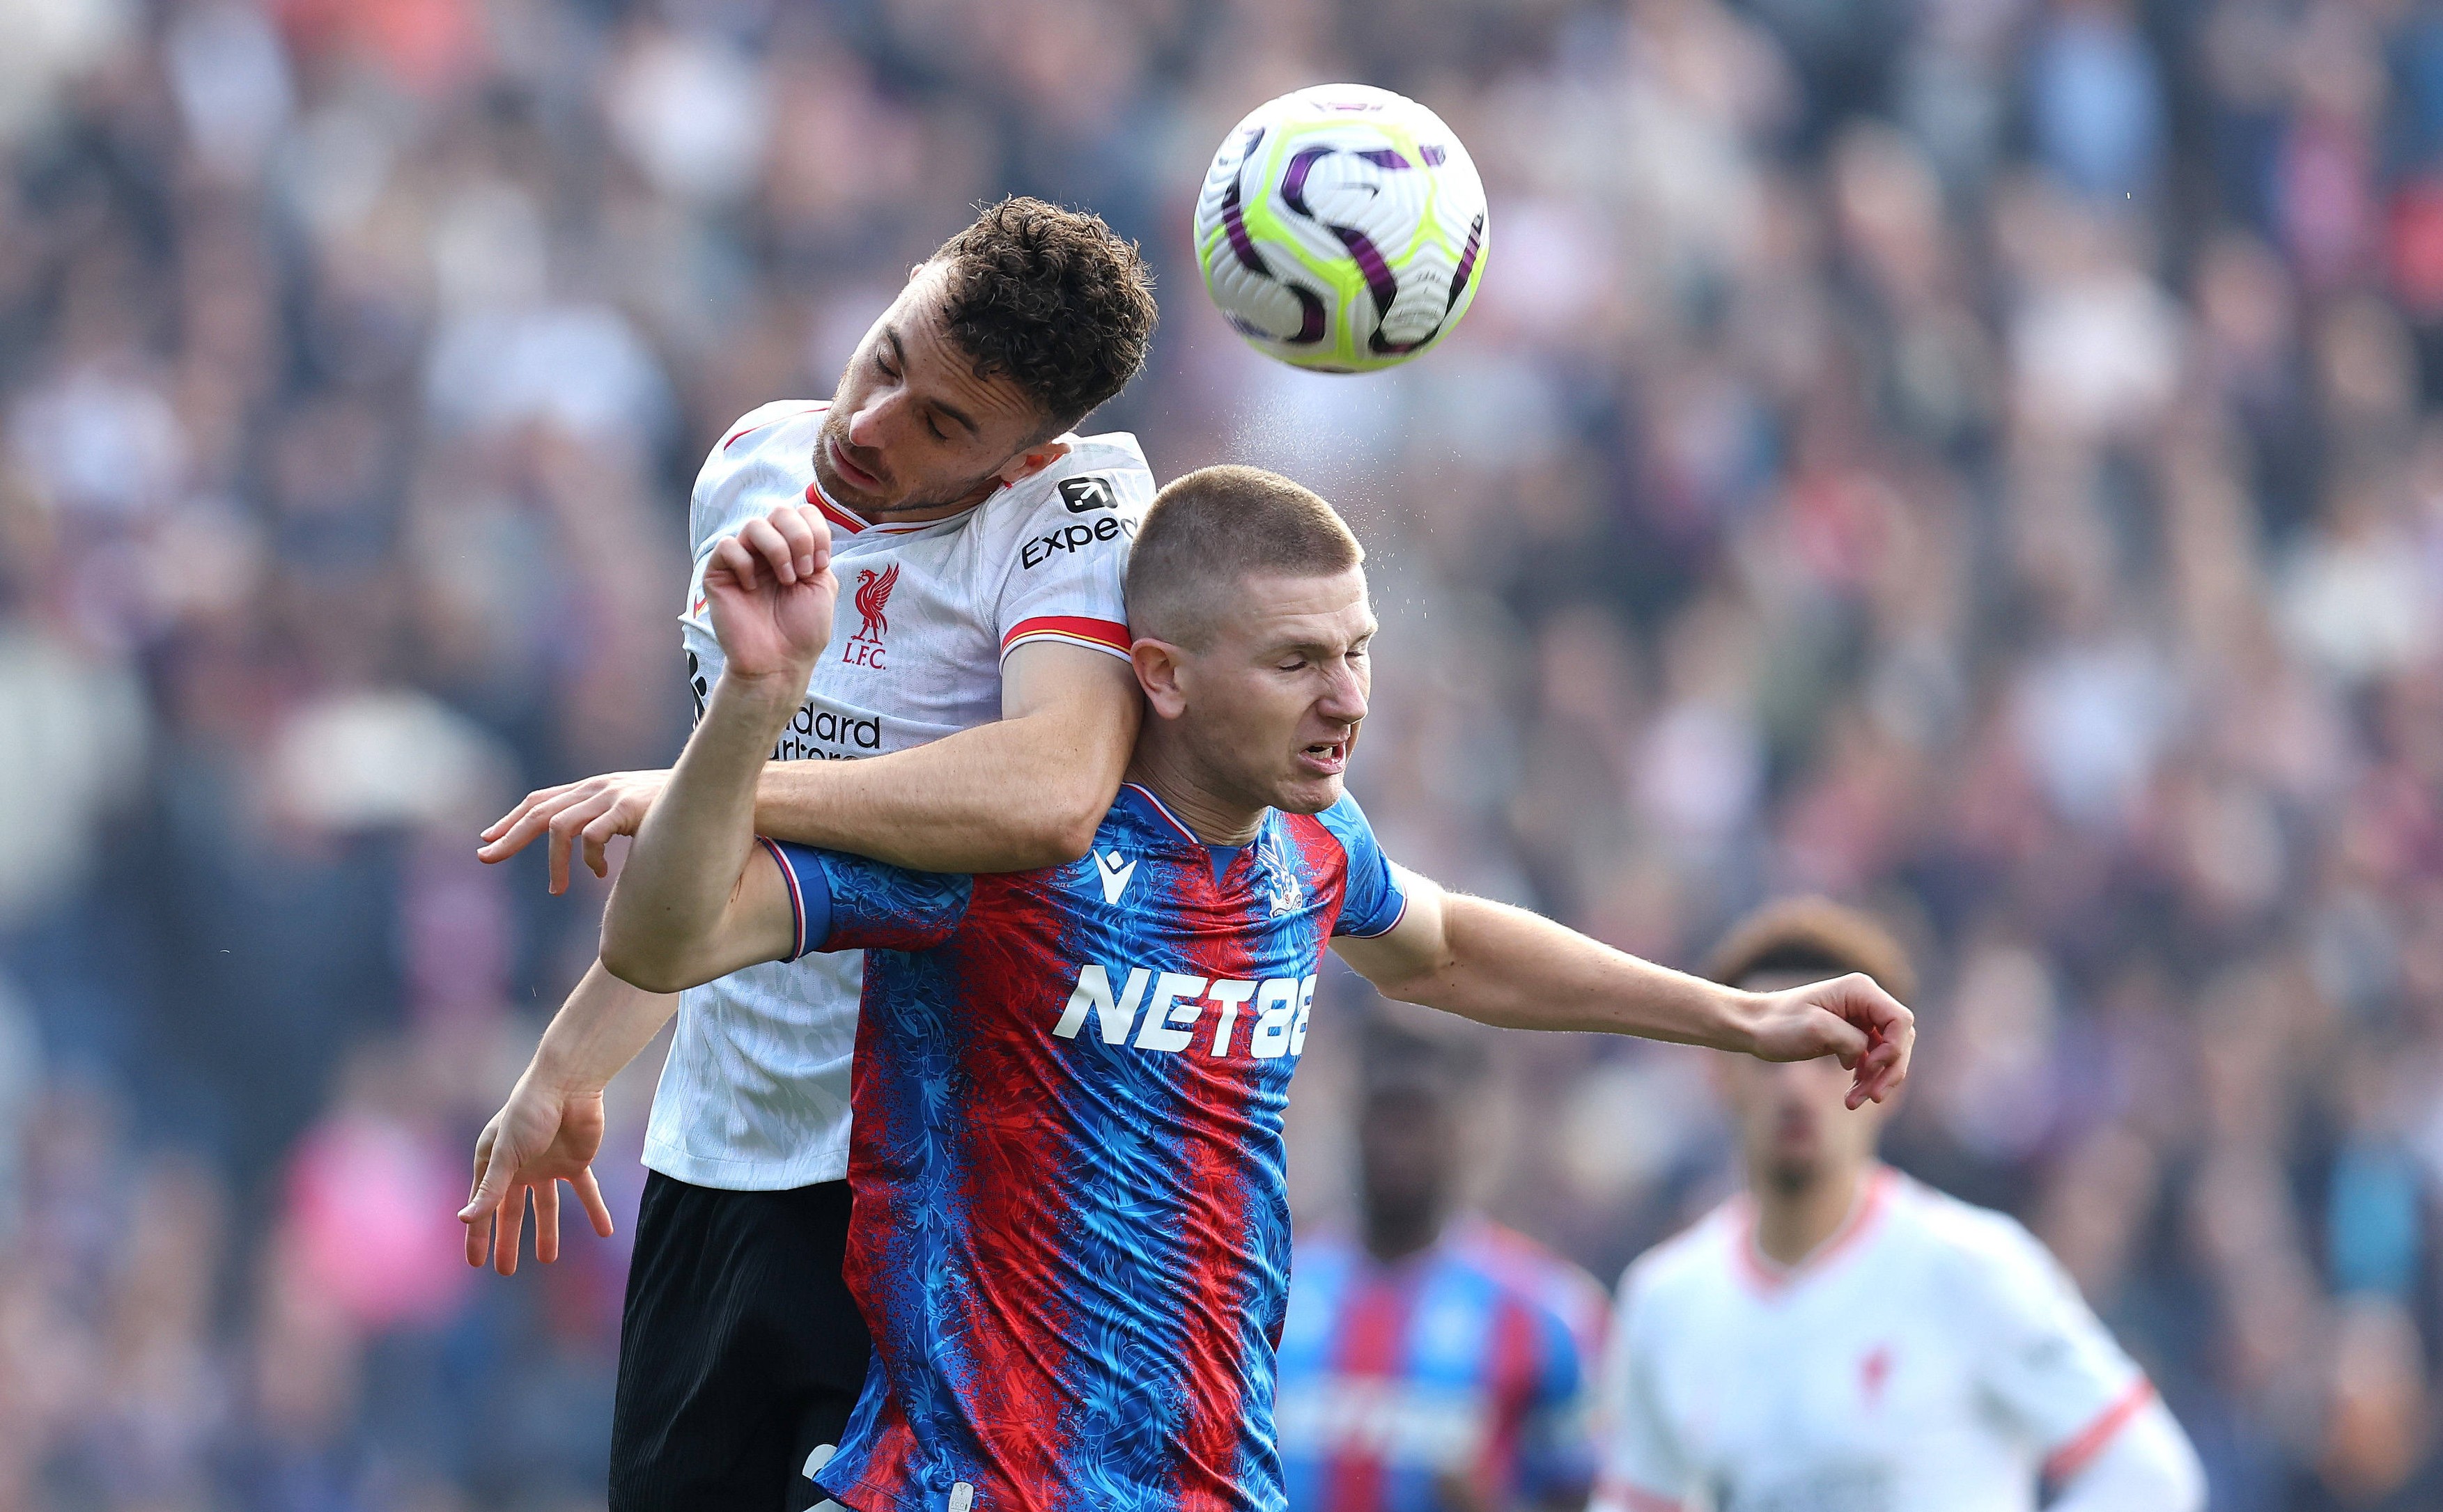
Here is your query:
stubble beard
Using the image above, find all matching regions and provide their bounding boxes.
[814,419,1014,519]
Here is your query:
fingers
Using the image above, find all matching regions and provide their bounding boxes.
[534,1182,562,1265]
[1845,1031,1911,1108]
[736,515,801,585]
[707,533,764,591]
[477,784,580,861]
[465,1209,493,1268]
[496,1187,528,1277]
[1838,973,1914,1036]
[541,790,623,894]
[575,1168,616,1239]
[480,784,564,845]
[582,810,623,880]
[792,504,832,575]
[767,505,826,582]
[1820,1015,1869,1070]
[478,784,611,876]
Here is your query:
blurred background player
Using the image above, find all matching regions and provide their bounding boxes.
[457,199,1158,1512]
[1591,900,2206,1512]
[1276,1022,1608,1512]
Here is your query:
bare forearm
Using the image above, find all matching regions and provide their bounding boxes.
[1385,895,1762,1049]
[528,959,680,1095]
[603,671,796,984]
[753,676,1136,870]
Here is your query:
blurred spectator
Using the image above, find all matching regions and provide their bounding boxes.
[1277,1024,1607,1512]
[0,0,2434,1504]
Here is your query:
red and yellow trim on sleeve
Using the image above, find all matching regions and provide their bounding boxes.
[1001,615,1133,662]
[2042,1377,2157,1484]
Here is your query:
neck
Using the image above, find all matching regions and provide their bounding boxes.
[1123,733,1266,845]
[1363,1201,1443,1265]
[1752,1160,1872,1268]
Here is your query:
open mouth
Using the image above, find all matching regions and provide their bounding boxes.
[828,436,885,492]
[1298,740,1348,775]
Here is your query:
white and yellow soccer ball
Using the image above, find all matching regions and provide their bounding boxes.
[1193,84,1489,374]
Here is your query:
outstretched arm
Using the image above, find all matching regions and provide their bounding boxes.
[1331,869,1913,1106]
[599,506,836,993]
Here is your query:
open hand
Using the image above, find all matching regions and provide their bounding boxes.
[479,769,669,894]
[1748,972,1915,1109]
[460,1075,616,1275]
[706,503,837,683]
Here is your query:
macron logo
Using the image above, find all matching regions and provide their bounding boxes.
[1096,850,1138,905]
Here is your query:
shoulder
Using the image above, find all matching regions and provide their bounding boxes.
[982,432,1156,535]
[699,400,826,483]
[1301,790,1383,857]
[691,400,828,545]
[1895,1177,2079,1314]
[1452,1221,1611,1344]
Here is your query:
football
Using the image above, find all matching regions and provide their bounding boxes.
[1194,84,1489,373]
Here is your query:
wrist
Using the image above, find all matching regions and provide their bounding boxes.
[527,1045,607,1102]
[718,665,812,706]
[1717,985,1769,1055]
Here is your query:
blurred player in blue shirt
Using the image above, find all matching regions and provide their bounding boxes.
[1278,1026,1607,1512]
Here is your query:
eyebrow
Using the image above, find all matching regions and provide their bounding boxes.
[1266,624,1377,659]
[883,327,981,437]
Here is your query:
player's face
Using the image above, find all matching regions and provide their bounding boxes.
[1721,972,1889,1194]
[816,264,1060,516]
[1169,568,1374,817]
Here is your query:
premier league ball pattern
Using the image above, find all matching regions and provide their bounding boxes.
[1195,84,1489,373]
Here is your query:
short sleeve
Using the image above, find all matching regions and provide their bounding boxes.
[993,444,1151,663]
[1588,1269,1693,1512]
[766,841,971,956]
[1951,1215,2153,1477]
[1312,793,1409,938]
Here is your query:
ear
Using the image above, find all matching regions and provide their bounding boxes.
[1132,638,1190,719]
[908,262,927,283]
[996,437,1072,488]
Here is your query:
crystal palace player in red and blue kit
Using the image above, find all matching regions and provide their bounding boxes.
[759,778,1404,1512]
[599,465,1922,1512]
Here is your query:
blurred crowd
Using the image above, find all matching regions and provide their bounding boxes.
[1,0,2440,1507]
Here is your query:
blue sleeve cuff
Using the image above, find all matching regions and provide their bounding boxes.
[759,838,835,959]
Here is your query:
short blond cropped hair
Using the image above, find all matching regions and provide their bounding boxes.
[1124,465,1363,647]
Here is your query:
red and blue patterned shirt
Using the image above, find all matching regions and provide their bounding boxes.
[768,782,1409,1512]
[1275,1222,1608,1512]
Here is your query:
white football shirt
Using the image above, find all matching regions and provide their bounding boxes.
[642,399,1151,1190]
[1592,1168,2159,1512]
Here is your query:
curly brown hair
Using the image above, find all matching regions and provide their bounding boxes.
[929,197,1158,433]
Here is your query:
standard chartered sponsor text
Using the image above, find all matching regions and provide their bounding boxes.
[770,702,884,761]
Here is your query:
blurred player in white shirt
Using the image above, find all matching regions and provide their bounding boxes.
[1592,900,2205,1512]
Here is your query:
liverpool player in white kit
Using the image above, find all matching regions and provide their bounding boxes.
[1592,901,2206,1512]
[454,199,1159,1511]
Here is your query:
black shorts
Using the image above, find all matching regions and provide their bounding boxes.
[609,1174,871,1512]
